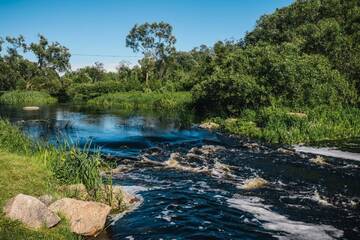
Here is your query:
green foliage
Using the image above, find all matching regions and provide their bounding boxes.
[0,152,78,240]
[49,144,103,197]
[0,119,32,154]
[212,106,360,144]
[88,91,192,111]
[68,81,126,102]
[245,0,360,94]
[192,75,268,114]
[0,90,57,106]
[0,120,78,239]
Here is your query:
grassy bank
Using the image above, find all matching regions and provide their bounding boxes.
[87,91,192,111]
[207,106,360,144]
[0,119,76,239]
[0,91,57,106]
[0,119,116,239]
[0,152,77,240]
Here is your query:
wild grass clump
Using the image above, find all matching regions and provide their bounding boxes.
[47,143,104,197]
[87,91,192,111]
[0,119,33,154]
[208,106,360,144]
[0,90,57,106]
[0,119,111,200]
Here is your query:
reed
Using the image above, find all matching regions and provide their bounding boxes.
[0,90,57,106]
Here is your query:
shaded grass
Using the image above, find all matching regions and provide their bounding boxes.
[87,91,192,111]
[0,90,57,106]
[208,106,360,144]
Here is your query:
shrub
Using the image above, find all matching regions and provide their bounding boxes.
[68,81,126,102]
[192,75,269,114]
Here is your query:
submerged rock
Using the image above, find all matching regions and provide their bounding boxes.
[4,194,60,229]
[189,145,225,155]
[310,155,329,166]
[243,142,260,151]
[277,147,295,155]
[239,177,268,190]
[199,122,220,130]
[49,198,111,236]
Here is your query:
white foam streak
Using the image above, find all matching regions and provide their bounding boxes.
[294,146,360,161]
[227,195,343,240]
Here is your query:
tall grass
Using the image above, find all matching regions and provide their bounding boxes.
[209,106,360,144]
[0,119,106,197]
[0,90,57,106]
[87,91,192,111]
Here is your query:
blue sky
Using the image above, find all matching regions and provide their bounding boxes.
[0,0,293,71]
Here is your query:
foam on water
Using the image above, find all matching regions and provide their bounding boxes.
[294,146,360,161]
[227,195,343,240]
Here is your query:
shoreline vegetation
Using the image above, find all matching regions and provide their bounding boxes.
[202,106,360,144]
[87,91,192,111]
[2,90,360,145]
[0,91,57,106]
[0,119,130,239]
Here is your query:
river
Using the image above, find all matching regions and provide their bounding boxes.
[1,104,359,240]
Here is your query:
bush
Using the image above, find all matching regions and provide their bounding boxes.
[0,90,57,106]
[192,75,269,114]
[68,81,126,102]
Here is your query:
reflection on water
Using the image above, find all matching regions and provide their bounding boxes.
[1,104,360,240]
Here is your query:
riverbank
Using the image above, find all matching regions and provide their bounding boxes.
[87,91,192,111]
[0,119,134,239]
[203,106,360,144]
[0,91,57,106]
[0,152,77,239]
[1,90,360,145]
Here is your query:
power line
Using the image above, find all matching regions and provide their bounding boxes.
[72,53,140,58]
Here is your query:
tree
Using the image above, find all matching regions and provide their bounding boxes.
[5,35,27,59]
[126,21,176,85]
[30,34,71,74]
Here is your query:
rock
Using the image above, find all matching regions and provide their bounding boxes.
[277,147,294,155]
[3,194,60,229]
[111,186,139,207]
[243,142,260,150]
[199,122,220,130]
[62,184,90,200]
[239,177,268,190]
[49,198,111,236]
[145,147,163,155]
[22,106,40,111]
[310,155,329,166]
[189,145,225,155]
[38,194,55,206]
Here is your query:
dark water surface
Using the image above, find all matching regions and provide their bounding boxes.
[1,104,359,240]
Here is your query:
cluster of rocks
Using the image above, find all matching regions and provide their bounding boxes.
[3,184,139,237]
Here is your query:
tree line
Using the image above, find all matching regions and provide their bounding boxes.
[0,0,359,113]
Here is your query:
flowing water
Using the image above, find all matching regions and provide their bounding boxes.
[1,104,359,240]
